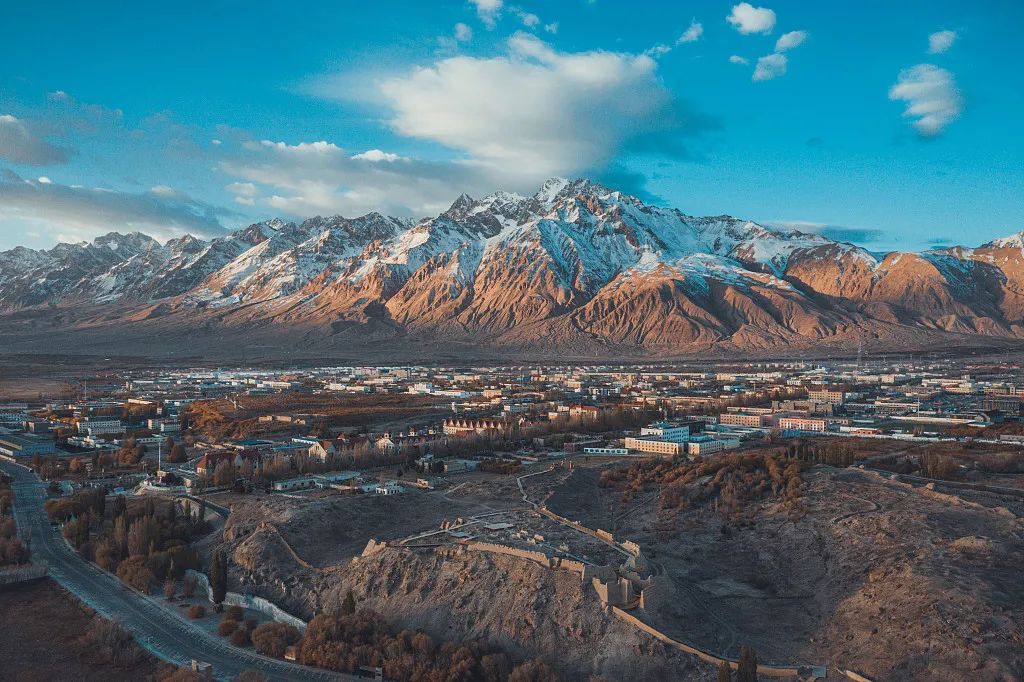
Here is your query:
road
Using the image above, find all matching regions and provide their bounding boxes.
[1,461,352,682]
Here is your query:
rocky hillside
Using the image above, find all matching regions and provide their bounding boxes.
[2,177,1023,358]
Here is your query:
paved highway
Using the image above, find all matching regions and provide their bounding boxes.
[1,461,351,682]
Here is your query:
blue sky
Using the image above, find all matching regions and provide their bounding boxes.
[0,0,1021,252]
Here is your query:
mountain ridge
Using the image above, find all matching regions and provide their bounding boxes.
[1,177,1022,359]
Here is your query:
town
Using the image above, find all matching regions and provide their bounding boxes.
[2,356,1024,680]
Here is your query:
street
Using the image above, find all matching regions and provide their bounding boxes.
[1,460,352,682]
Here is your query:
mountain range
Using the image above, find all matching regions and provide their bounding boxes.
[2,177,1024,361]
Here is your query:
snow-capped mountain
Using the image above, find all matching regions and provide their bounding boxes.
[1,177,1023,357]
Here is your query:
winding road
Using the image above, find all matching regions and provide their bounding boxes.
[1,460,352,682]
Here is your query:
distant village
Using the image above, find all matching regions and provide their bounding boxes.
[3,359,1024,499]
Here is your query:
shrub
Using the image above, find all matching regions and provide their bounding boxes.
[226,605,244,621]
[79,617,146,666]
[230,627,252,647]
[218,619,239,636]
[116,555,154,592]
[187,605,206,619]
[251,622,300,658]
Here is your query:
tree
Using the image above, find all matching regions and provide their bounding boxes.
[164,576,176,600]
[736,646,758,682]
[111,494,127,520]
[168,444,188,463]
[214,461,237,488]
[718,660,733,682]
[117,555,155,592]
[210,548,228,605]
[341,589,357,616]
[250,622,299,658]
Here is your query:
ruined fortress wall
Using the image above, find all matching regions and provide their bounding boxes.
[558,558,587,576]
[361,539,388,557]
[610,607,803,678]
[621,540,642,557]
[592,576,634,606]
[465,541,551,567]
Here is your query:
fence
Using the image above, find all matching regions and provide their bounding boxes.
[0,563,48,588]
[184,568,307,632]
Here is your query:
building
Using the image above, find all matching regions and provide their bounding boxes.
[807,387,848,405]
[376,480,404,495]
[442,418,511,436]
[77,418,123,436]
[718,412,764,428]
[196,449,259,476]
[686,437,740,456]
[778,416,827,432]
[639,421,693,442]
[583,447,629,455]
[624,437,685,456]
[981,395,1023,415]
[568,405,601,420]
[0,433,57,459]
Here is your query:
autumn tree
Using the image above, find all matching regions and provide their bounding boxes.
[736,646,758,682]
[341,589,357,616]
[210,548,228,606]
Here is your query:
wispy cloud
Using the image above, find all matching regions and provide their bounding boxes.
[889,64,963,136]
[0,171,230,244]
[927,30,957,54]
[469,0,502,29]
[753,53,787,81]
[727,3,776,35]
[775,30,807,52]
[677,19,703,44]
[0,114,74,166]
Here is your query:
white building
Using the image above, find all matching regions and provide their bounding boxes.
[639,421,691,442]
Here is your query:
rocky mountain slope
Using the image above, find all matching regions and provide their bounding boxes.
[1,177,1023,358]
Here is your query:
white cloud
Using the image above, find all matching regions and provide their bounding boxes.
[775,30,807,52]
[729,55,749,65]
[888,63,963,136]
[454,22,473,42]
[470,0,502,28]
[150,184,177,197]
[226,181,258,206]
[0,114,74,166]
[351,149,405,162]
[513,9,540,28]
[645,44,671,58]
[543,22,558,34]
[928,30,957,54]
[211,139,222,145]
[752,53,787,81]
[0,172,229,244]
[37,176,52,184]
[677,19,704,44]
[727,3,776,35]
[373,33,688,178]
[220,139,511,218]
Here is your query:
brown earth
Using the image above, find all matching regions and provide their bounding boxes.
[0,578,168,681]
[549,461,1024,681]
